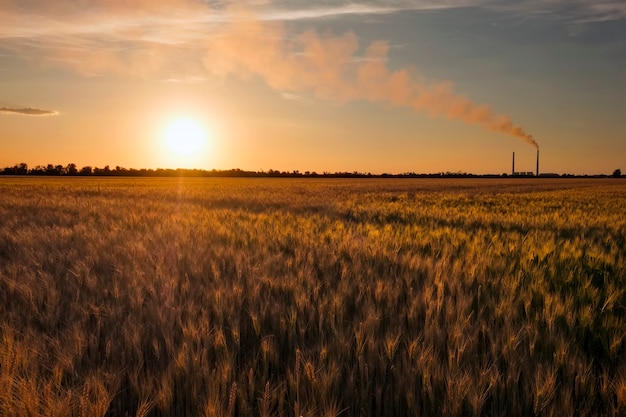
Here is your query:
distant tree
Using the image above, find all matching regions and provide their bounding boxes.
[613,169,622,178]
[66,163,78,175]
[79,166,93,176]
[1,163,29,175]
[17,163,28,175]
[31,165,46,175]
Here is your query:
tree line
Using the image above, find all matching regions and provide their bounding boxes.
[0,162,622,178]
[0,163,483,178]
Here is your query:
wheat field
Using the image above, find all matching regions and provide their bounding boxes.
[0,177,625,416]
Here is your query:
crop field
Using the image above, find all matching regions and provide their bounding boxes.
[0,177,625,417]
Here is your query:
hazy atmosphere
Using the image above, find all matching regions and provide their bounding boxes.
[1,0,624,174]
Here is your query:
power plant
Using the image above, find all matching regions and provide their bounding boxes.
[536,149,539,177]
[512,150,539,176]
[512,151,515,176]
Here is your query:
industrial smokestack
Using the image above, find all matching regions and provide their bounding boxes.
[512,152,515,176]
[536,149,539,177]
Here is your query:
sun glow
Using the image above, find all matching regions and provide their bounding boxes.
[159,118,212,168]
[163,119,206,155]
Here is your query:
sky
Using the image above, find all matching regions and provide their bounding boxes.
[1,0,624,175]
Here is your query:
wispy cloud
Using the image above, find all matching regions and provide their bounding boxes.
[1,1,621,63]
[483,0,626,23]
[0,107,59,116]
[258,1,479,21]
[572,1,626,23]
[256,0,626,23]
[159,76,207,84]
[0,1,483,77]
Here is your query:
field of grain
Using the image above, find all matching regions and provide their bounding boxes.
[0,177,625,416]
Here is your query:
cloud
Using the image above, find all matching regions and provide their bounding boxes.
[258,1,479,21]
[0,107,59,116]
[256,0,626,23]
[0,2,620,73]
[484,0,626,23]
[159,76,207,84]
[572,2,626,23]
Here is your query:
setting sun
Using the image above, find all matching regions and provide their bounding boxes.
[157,118,213,168]
[163,119,206,156]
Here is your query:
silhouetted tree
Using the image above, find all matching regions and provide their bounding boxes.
[31,165,46,175]
[66,163,78,175]
[613,169,622,178]
[114,166,127,175]
[2,163,29,175]
[94,165,112,175]
[17,163,28,175]
[79,166,93,176]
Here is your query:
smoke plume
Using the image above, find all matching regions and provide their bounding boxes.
[0,0,537,146]
[204,9,537,147]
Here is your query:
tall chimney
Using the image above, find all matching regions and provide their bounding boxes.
[512,152,515,176]
[536,149,539,177]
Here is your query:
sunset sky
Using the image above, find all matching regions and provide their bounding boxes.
[1,0,624,175]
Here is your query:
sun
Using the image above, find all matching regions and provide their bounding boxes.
[163,118,207,156]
